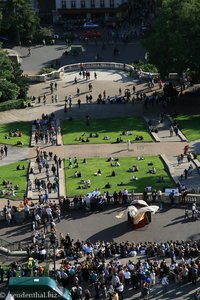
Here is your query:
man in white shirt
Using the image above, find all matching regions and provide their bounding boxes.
[117,283,124,299]
[124,269,131,284]
[46,206,52,220]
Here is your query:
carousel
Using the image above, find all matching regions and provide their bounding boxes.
[116,200,159,229]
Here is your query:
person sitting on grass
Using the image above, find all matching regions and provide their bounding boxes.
[74,162,79,168]
[122,130,132,136]
[97,169,102,175]
[16,165,21,170]
[77,171,82,178]
[116,137,123,143]
[149,167,157,174]
[103,136,110,140]
[105,182,111,188]
[111,171,116,177]
[107,156,114,162]
[129,165,138,172]
[83,158,87,163]
[132,176,138,180]
[117,182,124,186]
[137,156,144,160]
[111,161,120,167]
[135,135,143,141]
[157,176,164,183]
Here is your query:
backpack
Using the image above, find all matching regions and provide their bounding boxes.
[77,286,82,296]
[192,268,198,277]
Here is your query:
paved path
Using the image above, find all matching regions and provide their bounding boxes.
[14,41,146,74]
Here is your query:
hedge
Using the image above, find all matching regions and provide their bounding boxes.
[0,99,31,112]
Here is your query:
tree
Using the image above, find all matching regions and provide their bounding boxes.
[0,50,29,101]
[2,0,40,44]
[0,80,20,102]
[144,0,200,77]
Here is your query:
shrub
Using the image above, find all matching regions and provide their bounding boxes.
[40,67,56,75]
[132,60,158,73]
[0,99,31,111]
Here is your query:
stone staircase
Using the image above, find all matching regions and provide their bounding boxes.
[166,154,200,190]
[144,114,187,143]
[30,117,62,147]
[27,156,66,201]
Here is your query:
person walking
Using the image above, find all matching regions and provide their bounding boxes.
[28,47,31,56]
[4,145,8,157]
[77,99,81,108]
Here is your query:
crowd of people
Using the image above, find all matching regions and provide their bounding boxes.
[33,113,57,145]
[1,228,200,299]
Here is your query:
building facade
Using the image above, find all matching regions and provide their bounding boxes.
[55,0,128,22]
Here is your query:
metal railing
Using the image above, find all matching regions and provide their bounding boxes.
[0,238,27,251]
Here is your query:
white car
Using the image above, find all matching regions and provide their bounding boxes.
[83,22,99,29]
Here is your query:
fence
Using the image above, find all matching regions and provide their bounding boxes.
[28,62,158,83]
[0,193,199,223]
[0,238,27,252]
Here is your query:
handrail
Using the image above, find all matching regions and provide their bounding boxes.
[0,238,26,251]
[0,193,199,222]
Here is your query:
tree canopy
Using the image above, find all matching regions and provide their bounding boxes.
[1,0,39,43]
[144,0,200,77]
[0,50,29,102]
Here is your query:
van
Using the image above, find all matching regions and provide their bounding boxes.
[8,277,71,300]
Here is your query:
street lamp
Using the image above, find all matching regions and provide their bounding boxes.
[13,4,21,46]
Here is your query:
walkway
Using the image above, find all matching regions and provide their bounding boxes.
[0,70,200,194]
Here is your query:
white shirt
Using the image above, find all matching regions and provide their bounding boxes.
[123,189,128,195]
[117,284,124,292]
[46,207,52,215]
[124,271,131,279]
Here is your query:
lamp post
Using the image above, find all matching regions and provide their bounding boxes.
[53,245,56,278]
[13,4,21,46]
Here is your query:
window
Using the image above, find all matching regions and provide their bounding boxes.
[100,0,104,7]
[110,0,114,8]
[81,0,85,8]
[90,0,95,8]
[61,0,66,8]
[71,0,76,8]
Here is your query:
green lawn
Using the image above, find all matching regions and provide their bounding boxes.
[65,156,174,196]
[61,117,152,145]
[0,161,28,200]
[175,115,200,141]
[0,122,31,147]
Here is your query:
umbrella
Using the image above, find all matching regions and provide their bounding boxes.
[138,205,159,214]
[130,199,148,207]
[127,205,138,218]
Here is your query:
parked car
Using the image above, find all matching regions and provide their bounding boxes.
[83,21,99,29]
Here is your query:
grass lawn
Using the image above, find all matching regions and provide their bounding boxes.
[0,161,28,200]
[65,156,174,196]
[0,122,31,147]
[175,115,200,141]
[61,117,152,145]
